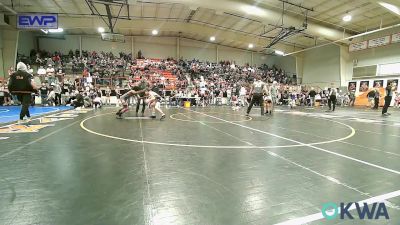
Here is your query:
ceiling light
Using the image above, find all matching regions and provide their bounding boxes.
[241,5,266,16]
[210,36,216,41]
[379,2,400,15]
[342,14,352,22]
[98,27,105,33]
[152,29,159,35]
[275,50,284,56]
[248,43,254,49]
[48,28,63,33]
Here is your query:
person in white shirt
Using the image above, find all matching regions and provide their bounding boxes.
[145,90,166,120]
[26,65,33,74]
[271,81,278,105]
[46,65,55,76]
[327,87,337,112]
[47,88,56,106]
[239,85,247,106]
[246,77,266,116]
[93,95,102,109]
[105,86,112,105]
[199,76,207,107]
[264,85,273,115]
[37,66,46,76]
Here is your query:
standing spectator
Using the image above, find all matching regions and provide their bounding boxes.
[349,89,356,107]
[39,83,49,106]
[308,87,317,107]
[8,62,37,123]
[47,87,56,106]
[373,88,380,110]
[327,87,337,112]
[239,85,247,106]
[382,82,394,116]
[105,86,112,105]
[7,66,14,76]
[394,92,400,108]
[0,81,12,106]
[367,89,375,108]
[271,81,278,105]
[53,82,62,105]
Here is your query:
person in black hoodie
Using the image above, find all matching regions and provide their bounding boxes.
[8,62,37,123]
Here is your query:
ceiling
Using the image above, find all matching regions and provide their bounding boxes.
[1,0,399,53]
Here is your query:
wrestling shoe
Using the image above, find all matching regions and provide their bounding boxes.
[160,114,166,120]
[116,112,123,118]
[150,115,156,119]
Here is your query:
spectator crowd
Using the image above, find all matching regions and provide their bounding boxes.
[3,49,398,109]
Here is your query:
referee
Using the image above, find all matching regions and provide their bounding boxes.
[246,76,265,116]
[8,62,37,123]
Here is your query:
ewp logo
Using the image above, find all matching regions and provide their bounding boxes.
[322,202,389,220]
[17,14,58,29]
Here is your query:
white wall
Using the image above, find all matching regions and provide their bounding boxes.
[253,53,268,66]
[82,35,132,55]
[17,31,36,56]
[218,46,252,65]
[0,30,4,78]
[135,36,177,59]
[2,29,19,78]
[38,35,79,53]
[18,33,272,66]
[180,39,216,62]
[302,44,341,87]
[350,42,400,67]
[265,55,297,74]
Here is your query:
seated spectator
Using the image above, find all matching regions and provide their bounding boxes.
[46,64,55,76]
[37,66,46,76]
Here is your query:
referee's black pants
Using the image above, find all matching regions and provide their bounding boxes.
[17,94,31,120]
[247,93,264,115]
[373,97,379,109]
[382,96,392,114]
[136,97,146,114]
[328,95,337,111]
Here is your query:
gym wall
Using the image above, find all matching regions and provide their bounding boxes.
[18,32,269,66]
[302,44,341,87]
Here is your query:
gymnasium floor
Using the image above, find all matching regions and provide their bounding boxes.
[0,105,400,225]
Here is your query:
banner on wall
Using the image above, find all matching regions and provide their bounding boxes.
[355,81,370,106]
[351,78,400,107]
[387,79,399,89]
[17,14,58,29]
[348,82,356,92]
[392,33,400,43]
[368,36,390,48]
[349,41,368,52]
[349,32,398,52]
[101,33,125,43]
[359,81,370,92]
[373,80,385,107]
